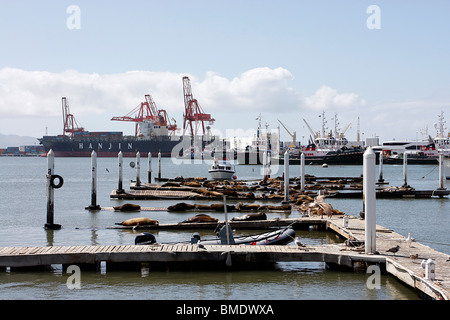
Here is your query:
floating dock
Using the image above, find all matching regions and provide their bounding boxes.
[1,215,449,300]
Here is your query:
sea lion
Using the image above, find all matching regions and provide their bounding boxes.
[117,217,159,226]
[181,214,218,223]
[231,212,267,221]
[209,204,236,212]
[167,202,196,212]
[194,204,213,211]
[236,202,260,211]
[258,205,291,211]
[113,203,141,212]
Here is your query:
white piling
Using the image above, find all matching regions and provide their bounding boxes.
[88,150,100,210]
[283,150,289,203]
[378,151,384,183]
[148,152,152,183]
[158,152,162,180]
[364,146,376,254]
[136,151,141,187]
[403,151,408,187]
[117,151,124,193]
[439,153,445,189]
[262,151,267,178]
[45,150,61,230]
[300,152,305,191]
[223,195,231,245]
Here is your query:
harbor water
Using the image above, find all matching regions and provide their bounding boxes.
[1,156,449,300]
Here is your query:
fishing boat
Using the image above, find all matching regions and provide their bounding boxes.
[273,113,364,165]
[208,159,236,180]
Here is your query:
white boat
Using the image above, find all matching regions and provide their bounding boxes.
[372,138,439,164]
[434,111,450,156]
[208,159,236,180]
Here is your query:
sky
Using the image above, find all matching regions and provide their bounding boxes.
[0,0,449,146]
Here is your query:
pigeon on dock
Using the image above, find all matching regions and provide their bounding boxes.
[386,245,400,256]
[409,253,419,260]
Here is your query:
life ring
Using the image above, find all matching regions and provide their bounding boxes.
[50,174,64,189]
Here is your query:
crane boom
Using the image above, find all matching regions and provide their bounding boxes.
[302,118,316,138]
[278,119,297,147]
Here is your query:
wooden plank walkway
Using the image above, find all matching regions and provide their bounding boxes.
[1,215,449,300]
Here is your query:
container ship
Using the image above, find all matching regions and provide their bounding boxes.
[39,77,216,157]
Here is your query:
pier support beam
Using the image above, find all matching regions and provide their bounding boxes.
[45,149,61,230]
[88,151,101,210]
[117,151,124,194]
[364,146,376,254]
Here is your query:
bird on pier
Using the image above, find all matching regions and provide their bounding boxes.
[386,245,400,256]
[314,195,333,219]
[295,237,306,247]
[405,233,415,247]
[409,253,419,260]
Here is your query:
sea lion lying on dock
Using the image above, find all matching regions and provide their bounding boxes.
[258,205,291,212]
[181,214,218,223]
[113,203,141,212]
[117,217,159,226]
[231,212,267,221]
[167,202,196,212]
[235,202,260,211]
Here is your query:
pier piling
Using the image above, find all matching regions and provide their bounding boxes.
[300,152,305,191]
[364,146,376,254]
[403,151,409,187]
[439,154,446,190]
[378,152,384,183]
[283,150,289,203]
[45,149,61,230]
[136,152,141,187]
[158,152,162,180]
[88,151,100,210]
[148,152,152,183]
[117,151,124,194]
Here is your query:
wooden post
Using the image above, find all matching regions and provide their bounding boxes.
[364,146,376,254]
[45,149,61,230]
[117,151,124,193]
[88,151,100,210]
[136,151,141,187]
[283,150,289,203]
[158,152,162,180]
[148,152,152,183]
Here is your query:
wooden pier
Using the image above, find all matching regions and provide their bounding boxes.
[1,215,449,300]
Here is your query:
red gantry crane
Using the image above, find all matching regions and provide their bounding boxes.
[182,76,215,136]
[62,97,85,137]
[111,94,177,136]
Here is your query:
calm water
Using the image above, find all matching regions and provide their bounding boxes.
[1,156,449,300]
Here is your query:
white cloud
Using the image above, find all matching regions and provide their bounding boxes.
[0,67,446,143]
[303,85,365,110]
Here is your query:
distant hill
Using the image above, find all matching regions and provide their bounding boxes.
[0,133,40,148]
